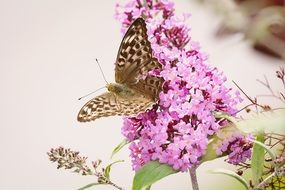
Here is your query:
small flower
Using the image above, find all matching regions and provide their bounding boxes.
[214,130,253,165]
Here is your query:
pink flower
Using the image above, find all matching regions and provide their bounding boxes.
[214,129,253,165]
[116,0,246,171]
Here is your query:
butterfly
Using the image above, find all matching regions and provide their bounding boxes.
[77,18,164,122]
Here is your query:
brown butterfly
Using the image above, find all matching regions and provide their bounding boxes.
[77,18,163,122]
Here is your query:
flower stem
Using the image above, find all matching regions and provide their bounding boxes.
[108,181,125,190]
[189,165,199,190]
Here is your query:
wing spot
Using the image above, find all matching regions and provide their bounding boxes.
[143,47,149,52]
[129,30,135,36]
[136,50,142,56]
[135,43,140,49]
[130,40,136,47]
[129,48,135,55]
[121,52,128,59]
[118,58,125,62]
[129,58,134,63]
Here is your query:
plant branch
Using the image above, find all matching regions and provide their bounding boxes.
[253,169,284,190]
[189,165,199,190]
[108,181,125,190]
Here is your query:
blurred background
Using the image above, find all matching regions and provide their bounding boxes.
[0,0,284,189]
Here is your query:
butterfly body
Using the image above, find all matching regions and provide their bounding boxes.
[106,83,135,97]
[78,18,163,122]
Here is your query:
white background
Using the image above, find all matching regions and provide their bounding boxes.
[0,0,284,190]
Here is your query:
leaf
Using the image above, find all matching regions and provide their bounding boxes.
[213,111,238,125]
[213,111,246,132]
[251,133,265,186]
[249,139,276,162]
[78,183,100,190]
[237,111,285,134]
[132,161,178,190]
[202,138,220,162]
[209,169,249,190]
[111,139,130,158]
[202,124,242,162]
[249,139,280,176]
[104,160,124,179]
[142,186,151,190]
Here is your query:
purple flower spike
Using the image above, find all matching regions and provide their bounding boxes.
[116,0,245,171]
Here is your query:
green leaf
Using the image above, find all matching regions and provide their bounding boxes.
[214,111,285,135]
[104,160,124,179]
[202,138,220,162]
[202,124,242,162]
[209,169,249,190]
[237,111,285,134]
[249,139,276,162]
[142,186,151,190]
[111,139,130,158]
[251,133,265,185]
[213,111,237,124]
[78,183,100,190]
[132,161,178,190]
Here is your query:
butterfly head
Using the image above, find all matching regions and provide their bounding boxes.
[106,83,123,94]
[106,83,114,92]
[106,83,133,96]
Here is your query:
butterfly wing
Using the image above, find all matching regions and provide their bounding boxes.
[115,18,163,100]
[77,92,120,122]
[77,91,154,122]
[127,76,163,101]
[78,18,163,122]
[116,91,155,116]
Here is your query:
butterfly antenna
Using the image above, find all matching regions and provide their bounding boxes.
[95,58,109,84]
[78,86,106,100]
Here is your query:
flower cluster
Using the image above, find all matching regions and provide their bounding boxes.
[115,0,175,33]
[116,0,246,171]
[214,129,253,165]
[115,0,190,49]
[47,147,92,175]
[48,147,125,189]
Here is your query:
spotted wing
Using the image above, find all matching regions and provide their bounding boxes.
[77,93,120,122]
[128,76,163,101]
[117,92,155,116]
[77,92,154,122]
[115,18,163,100]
